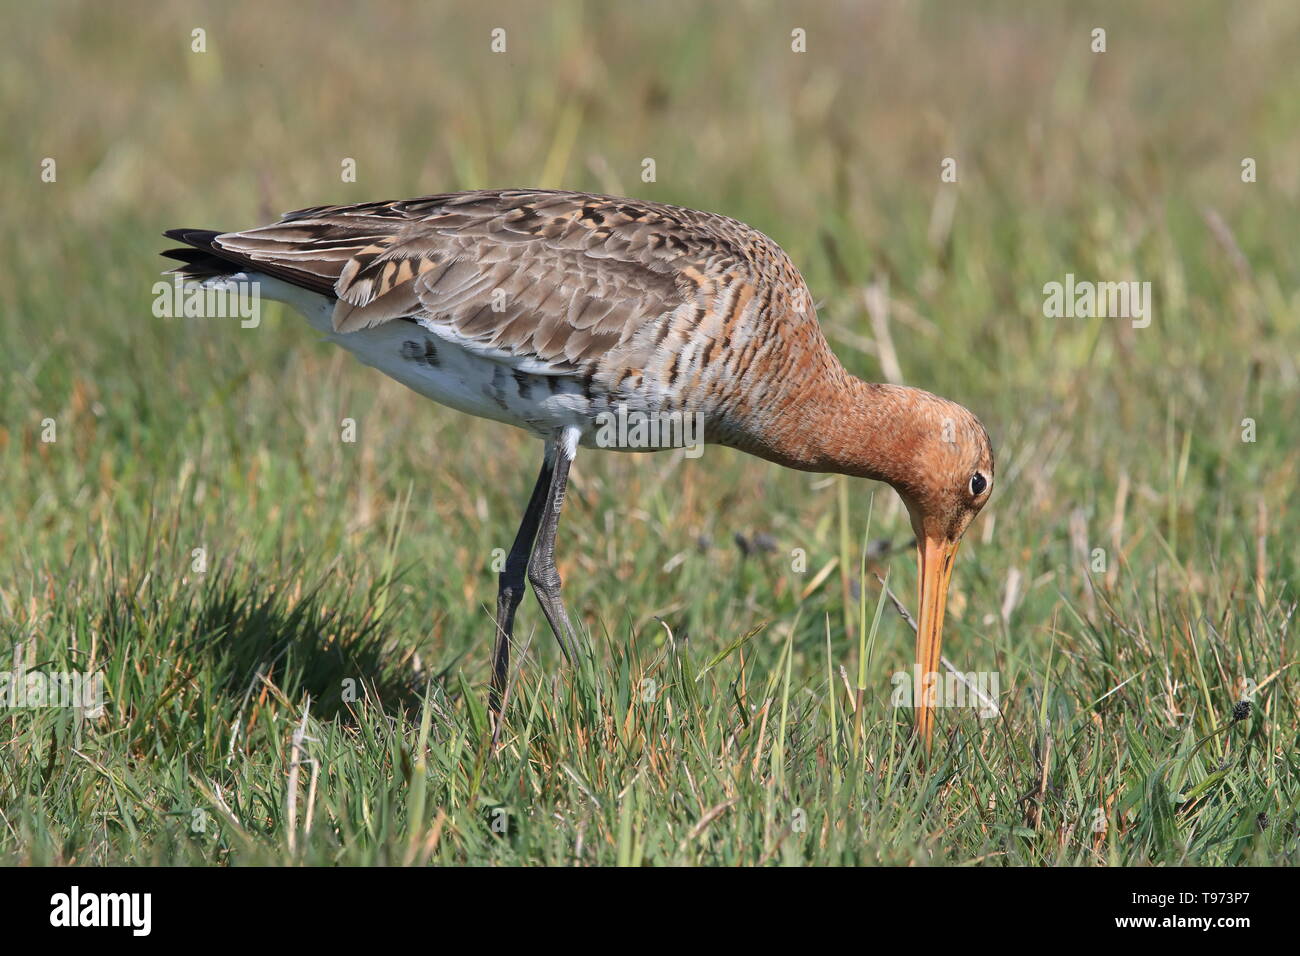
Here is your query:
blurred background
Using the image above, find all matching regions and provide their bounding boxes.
[1,1,1297,864]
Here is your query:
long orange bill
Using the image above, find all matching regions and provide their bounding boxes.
[914,536,959,753]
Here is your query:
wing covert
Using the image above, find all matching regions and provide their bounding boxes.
[213,190,728,372]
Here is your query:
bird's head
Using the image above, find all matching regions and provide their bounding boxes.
[757,379,994,752]
[895,399,994,544]
[879,391,994,753]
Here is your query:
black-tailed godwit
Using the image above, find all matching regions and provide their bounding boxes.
[163,189,993,750]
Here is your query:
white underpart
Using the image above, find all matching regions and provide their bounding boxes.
[217,272,600,445]
[559,424,581,461]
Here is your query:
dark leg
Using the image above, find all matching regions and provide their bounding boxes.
[528,442,581,662]
[489,450,554,714]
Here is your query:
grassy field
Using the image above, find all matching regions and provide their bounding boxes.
[1,0,1298,865]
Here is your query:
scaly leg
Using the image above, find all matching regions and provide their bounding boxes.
[488,448,554,714]
[528,433,581,662]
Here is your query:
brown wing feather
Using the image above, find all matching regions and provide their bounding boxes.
[206,189,761,371]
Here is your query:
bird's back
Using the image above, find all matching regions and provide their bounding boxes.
[163,189,847,452]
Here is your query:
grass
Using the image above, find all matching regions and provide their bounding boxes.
[1,0,1298,865]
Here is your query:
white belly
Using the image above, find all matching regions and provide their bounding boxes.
[235,273,597,440]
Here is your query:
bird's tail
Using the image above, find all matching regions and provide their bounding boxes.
[159,228,244,281]
[161,227,344,301]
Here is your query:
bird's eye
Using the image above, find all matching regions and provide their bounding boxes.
[969,472,988,497]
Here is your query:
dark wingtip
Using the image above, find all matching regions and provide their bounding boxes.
[160,233,237,280]
[160,247,213,264]
[162,228,222,248]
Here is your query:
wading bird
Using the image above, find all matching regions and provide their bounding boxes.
[163,189,993,750]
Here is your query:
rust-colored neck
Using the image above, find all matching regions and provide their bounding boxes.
[752,373,932,496]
